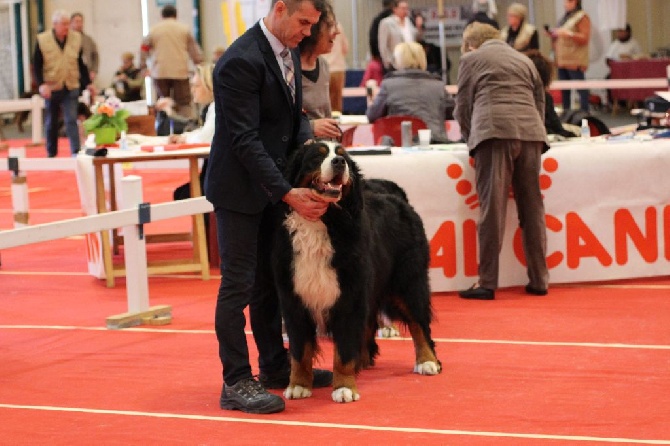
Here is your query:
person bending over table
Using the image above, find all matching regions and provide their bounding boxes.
[298,1,342,139]
[366,41,453,144]
[454,22,549,300]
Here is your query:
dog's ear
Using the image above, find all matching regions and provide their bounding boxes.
[284,143,309,185]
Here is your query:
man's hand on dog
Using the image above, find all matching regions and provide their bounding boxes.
[283,188,328,221]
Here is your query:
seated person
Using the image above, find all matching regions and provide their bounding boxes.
[298,2,342,140]
[153,63,214,202]
[111,52,144,102]
[366,42,453,144]
[606,24,642,62]
[163,63,215,145]
[524,50,577,138]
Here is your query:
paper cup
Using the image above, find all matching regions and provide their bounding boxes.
[418,129,431,146]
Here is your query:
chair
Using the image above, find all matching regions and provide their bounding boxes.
[340,126,357,147]
[371,115,427,146]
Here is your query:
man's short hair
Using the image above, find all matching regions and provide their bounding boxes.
[162,5,177,18]
[70,12,83,21]
[272,0,327,15]
[52,9,70,24]
[461,22,501,53]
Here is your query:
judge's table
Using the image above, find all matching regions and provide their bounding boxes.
[349,134,670,292]
[76,136,210,287]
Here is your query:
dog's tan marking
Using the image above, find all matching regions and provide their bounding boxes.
[332,350,359,403]
[407,321,442,375]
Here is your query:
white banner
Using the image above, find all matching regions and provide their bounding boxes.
[355,138,670,292]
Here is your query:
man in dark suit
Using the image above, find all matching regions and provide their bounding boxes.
[205,0,331,415]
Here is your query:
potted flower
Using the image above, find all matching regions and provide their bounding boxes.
[83,97,130,145]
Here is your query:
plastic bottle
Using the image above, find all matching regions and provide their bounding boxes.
[119,131,129,150]
[581,119,591,140]
[401,121,412,147]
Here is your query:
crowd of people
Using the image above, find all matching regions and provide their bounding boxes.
[25,0,659,416]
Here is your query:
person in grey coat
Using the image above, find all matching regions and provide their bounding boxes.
[454,22,549,300]
[366,41,453,144]
[377,0,416,71]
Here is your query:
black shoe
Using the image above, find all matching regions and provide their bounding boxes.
[458,285,495,300]
[259,367,333,389]
[220,378,285,414]
[525,285,548,296]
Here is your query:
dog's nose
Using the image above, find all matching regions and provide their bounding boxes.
[331,156,346,172]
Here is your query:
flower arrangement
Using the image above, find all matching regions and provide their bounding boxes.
[83,97,130,144]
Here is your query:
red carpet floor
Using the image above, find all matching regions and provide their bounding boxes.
[1,140,669,445]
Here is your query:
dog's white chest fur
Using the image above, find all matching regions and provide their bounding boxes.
[284,212,340,324]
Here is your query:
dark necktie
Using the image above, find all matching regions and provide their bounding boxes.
[280,48,295,102]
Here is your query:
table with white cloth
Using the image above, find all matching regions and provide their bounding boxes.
[76,144,210,287]
[352,138,670,292]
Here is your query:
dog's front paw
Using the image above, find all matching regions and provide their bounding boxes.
[413,361,442,375]
[284,385,312,399]
[331,387,360,403]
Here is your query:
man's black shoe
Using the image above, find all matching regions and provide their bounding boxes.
[458,285,495,300]
[220,378,285,414]
[525,285,548,296]
[259,367,333,389]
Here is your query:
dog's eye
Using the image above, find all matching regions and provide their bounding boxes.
[318,145,328,155]
[335,146,345,157]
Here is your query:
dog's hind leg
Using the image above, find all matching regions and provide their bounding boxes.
[407,321,442,375]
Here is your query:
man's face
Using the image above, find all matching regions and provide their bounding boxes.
[53,17,70,40]
[70,15,83,32]
[275,1,321,48]
[394,2,409,20]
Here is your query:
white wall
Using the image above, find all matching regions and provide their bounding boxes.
[47,0,196,90]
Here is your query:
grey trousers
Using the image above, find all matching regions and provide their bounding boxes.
[473,139,549,290]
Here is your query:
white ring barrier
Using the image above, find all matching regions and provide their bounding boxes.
[0,95,45,144]
[0,176,214,329]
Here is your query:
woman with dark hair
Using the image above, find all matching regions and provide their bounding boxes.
[547,0,591,112]
[525,50,576,138]
[298,2,342,139]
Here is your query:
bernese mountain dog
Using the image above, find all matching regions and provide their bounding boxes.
[272,140,441,404]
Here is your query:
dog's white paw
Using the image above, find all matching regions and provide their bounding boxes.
[284,385,312,399]
[413,361,441,375]
[377,325,400,338]
[331,387,360,403]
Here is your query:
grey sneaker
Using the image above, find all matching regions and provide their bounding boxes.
[220,378,285,414]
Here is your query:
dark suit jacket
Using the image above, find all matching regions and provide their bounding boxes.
[205,22,311,214]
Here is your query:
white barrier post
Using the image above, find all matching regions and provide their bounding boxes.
[121,175,150,313]
[105,175,172,329]
[8,147,30,227]
[30,95,44,145]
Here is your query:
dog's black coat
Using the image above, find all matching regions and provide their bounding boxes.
[273,141,436,371]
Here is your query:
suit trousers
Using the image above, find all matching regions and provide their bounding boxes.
[214,205,289,386]
[473,139,549,290]
[154,78,194,119]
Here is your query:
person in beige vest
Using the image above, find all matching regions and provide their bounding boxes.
[454,22,549,300]
[501,3,538,52]
[140,5,203,119]
[70,12,99,82]
[547,0,591,112]
[33,9,94,157]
